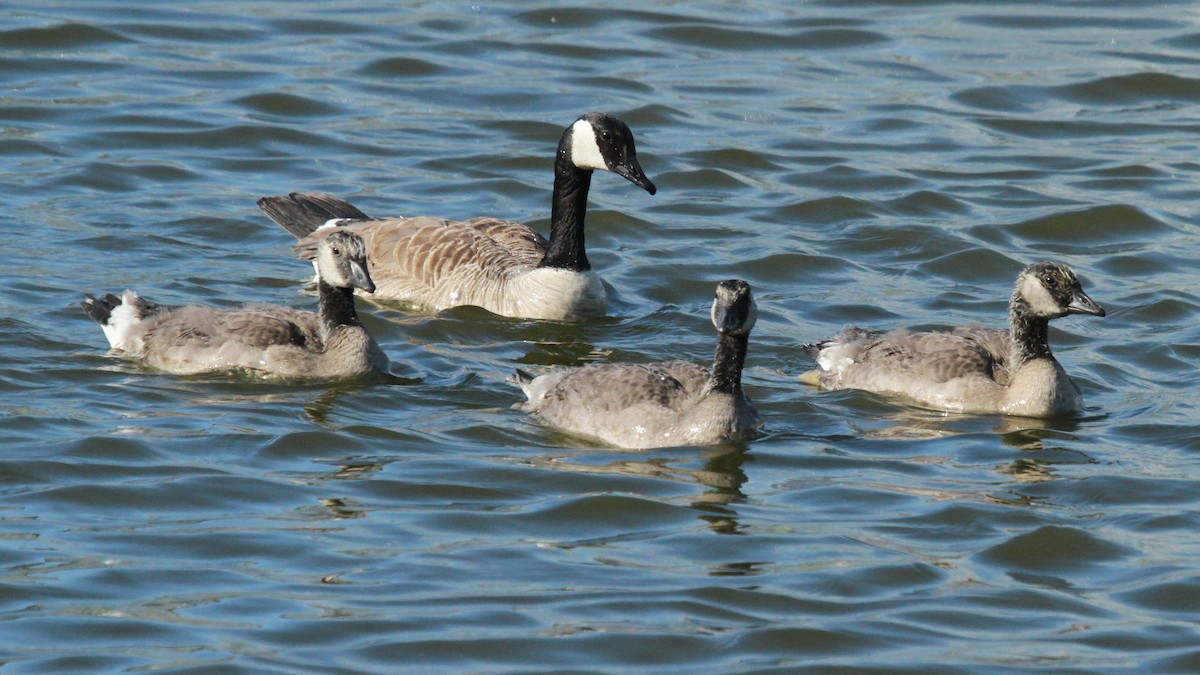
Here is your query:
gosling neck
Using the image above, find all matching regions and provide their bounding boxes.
[706,331,749,396]
[539,155,594,272]
[319,280,363,330]
[1008,296,1053,368]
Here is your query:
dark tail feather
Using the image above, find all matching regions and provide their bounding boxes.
[257,192,372,239]
[80,293,121,325]
[800,341,824,360]
[508,368,535,386]
[292,192,371,220]
[80,292,160,325]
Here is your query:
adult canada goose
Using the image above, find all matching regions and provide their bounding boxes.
[511,279,763,449]
[800,262,1105,417]
[81,230,388,380]
[257,111,656,320]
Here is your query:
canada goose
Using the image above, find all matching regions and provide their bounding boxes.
[257,111,656,320]
[81,230,388,380]
[800,262,1105,417]
[511,280,762,449]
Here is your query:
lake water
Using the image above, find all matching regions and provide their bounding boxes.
[3,1,1200,672]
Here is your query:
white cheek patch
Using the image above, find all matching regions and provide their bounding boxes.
[316,247,348,287]
[569,119,608,171]
[1020,274,1061,315]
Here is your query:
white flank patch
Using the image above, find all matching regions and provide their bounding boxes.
[509,267,606,319]
[816,343,856,375]
[317,218,346,231]
[101,290,147,352]
[569,118,608,171]
[1019,273,1061,316]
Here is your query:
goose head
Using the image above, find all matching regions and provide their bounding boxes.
[316,230,375,293]
[1013,262,1105,319]
[560,112,656,195]
[711,279,757,336]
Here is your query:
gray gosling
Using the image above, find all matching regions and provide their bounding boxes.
[511,279,763,449]
[257,112,656,320]
[81,230,388,380]
[800,261,1105,417]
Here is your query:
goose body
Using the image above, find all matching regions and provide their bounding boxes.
[258,112,656,320]
[512,280,763,449]
[801,262,1105,417]
[82,231,388,380]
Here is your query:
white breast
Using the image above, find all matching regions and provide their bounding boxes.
[502,268,606,320]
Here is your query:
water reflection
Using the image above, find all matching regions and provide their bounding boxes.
[1000,457,1056,483]
[303,384,367,425]
[315,496,368,520]
[296,466,381,522]
[527,445,750,534]
[996,419,1085,449]
[315,461,385,482]
[843,402,1093,446]
[513,333,611,368]
[708,561,767,576]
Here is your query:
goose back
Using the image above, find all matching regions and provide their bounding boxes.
[512,280,762,449]
[128,302,386,379]
[290,215,601,319]
[258,112,655,320]
[801,262,1103,417]
[82,232,388,380]
[515,361,759,449]
[807,327,1015,413]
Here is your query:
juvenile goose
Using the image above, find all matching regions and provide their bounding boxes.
[257,111,656,320]
[511,280,763,449]
[81,230,388,380]
[800,262,1105,417]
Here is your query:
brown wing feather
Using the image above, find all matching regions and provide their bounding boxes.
[147,306,319,350]
[854,330,999,384]
[462,217,548,267]
[295,216,548,302]
[544,362,708,414]
[951,324,1011,385]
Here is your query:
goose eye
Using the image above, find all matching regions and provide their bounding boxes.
[1041,274,1053,286]
[331,247,341,256]
[600,130,611,142]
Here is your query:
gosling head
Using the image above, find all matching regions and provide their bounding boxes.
[711,279,757,336]
[1014,262,1105,320]
[559,112,656,195]
[316,230,375,294]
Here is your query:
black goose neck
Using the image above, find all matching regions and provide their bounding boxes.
[319,280,363,329]
[539,156,593,271]
[1008,297,1053,366]
[707,331,749,395]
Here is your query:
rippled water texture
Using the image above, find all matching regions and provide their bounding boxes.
[3,1,1200,672]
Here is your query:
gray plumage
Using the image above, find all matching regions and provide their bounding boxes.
[801,262,1105,417]
[257,112,656,320]
[82,230,388,380]
[512,280,763,449]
